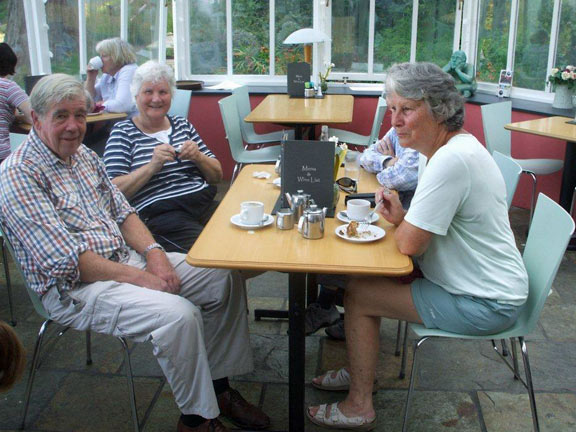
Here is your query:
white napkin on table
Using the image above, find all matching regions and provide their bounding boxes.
[252,171,271,179]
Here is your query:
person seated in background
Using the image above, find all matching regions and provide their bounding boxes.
[104,61,222,253]
[0,321,26,392]
[442,50,478,97]
[0,74,270,432]
[0,42,32,162]
[84,37,138,116]
[304,127,419,340]
[308,61,527,430]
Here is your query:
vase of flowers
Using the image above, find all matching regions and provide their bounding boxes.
[548,65,575,109]
[318,62,334,94]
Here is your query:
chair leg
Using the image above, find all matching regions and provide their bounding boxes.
[500,338,509,356]
[399,321,409,379]
[519,337,540,432]
[1,240,16,326]
[510,338,519,380]
[21,320,53,430]
[402,336,429,432]
[394,320,403,356]
[525,171,537,225]
[86,331,93,365]
[231,163,242,183]
[570,186,576,218]
[118,337,140,432]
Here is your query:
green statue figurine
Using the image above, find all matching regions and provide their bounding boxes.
[442,50,477,97]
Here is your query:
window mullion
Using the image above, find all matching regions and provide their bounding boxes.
[269,0,275,77]
[546,0,562,92]
[173,0,191,80]
[506,0,519,72]
[226,0,233,77]
[410,0,418,63]
[157,0,168,62]
[78,0,87,75]
[120,0,128,40]
[460,0,480,66]
[453,0,462,52]
[367,0,375,75]
[23,0,51,75]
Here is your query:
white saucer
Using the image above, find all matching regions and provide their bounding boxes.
[335,224,386,243]
[272,178,281,188]
[337,210,379,224]
[230,213,274,229]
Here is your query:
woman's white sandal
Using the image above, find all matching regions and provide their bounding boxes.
[312,368,378,392]
[306,403,376,431]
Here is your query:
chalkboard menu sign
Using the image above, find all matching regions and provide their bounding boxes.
[281,140,336,216]
[287,62,310,98]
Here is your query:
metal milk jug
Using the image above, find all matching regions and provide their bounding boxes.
[297,204,327,239]
[289,190,309,224]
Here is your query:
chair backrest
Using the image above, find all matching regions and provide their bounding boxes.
[1,232,50,320]
[367,97,388,146]
[9,133,27,152]
[481,101,512,156]
[168,89,192,118]
[493,151,522,209]
[232,86,256,141]
[218,94,245,162]
[516,193,575,333]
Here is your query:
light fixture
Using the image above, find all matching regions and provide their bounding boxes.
[283,28,330,64]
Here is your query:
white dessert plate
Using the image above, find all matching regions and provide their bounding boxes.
[337,210,379,224]
[230,213,274,229]
[335,224,386,243]
[272,178,281,188]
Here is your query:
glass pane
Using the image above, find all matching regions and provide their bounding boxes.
[374,0,412,72]
[232,0,269,75]
[189,0,226,74]
[46,0,80,77]
[332,0,370,73]
[275,0,312,75]
[128,0,160,63]
[416,0,455,66]
[556,0,576,69]
[1,0,30,87]
[85,0,121,59]
[476,0,511,83]
[513,0,552,90]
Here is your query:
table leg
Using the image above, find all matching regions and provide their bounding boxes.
[559,141,576,251]
[295,125,303,140]
[289,272,306,432]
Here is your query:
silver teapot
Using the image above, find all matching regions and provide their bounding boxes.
[286,190,310,224]
[298,204,327,239]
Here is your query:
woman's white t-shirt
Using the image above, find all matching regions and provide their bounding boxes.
[404,134,528,305]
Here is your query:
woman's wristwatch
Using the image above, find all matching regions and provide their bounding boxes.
[143,242,165,258]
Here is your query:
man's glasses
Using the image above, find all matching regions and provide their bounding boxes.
[336,177,357,193]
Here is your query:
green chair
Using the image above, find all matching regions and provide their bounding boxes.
[401,194,575,432]
[328,97,387,147]
[168,88,192,119]
[1,133,28,326]
[493,150,523,209]
[481,101,563,222]
[219,94,282,182]
[233,86,294,145]
[0,233,141,432]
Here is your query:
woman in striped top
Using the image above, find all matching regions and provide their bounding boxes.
[104,61,222,253]
[0,43,32,161]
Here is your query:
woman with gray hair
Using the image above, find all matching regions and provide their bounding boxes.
[84,37,138,115]
[308,62,528,430]
[103,61,224,255]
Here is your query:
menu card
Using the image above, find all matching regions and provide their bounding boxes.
[281,140,336,216]
[287,62,310,98]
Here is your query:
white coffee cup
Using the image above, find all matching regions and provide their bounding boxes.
[240,201,265,225]
[347,199,371,221]
[88,56,103,70]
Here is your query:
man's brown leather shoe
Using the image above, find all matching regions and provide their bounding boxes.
[217,388,271,430]
[176,418,229,432]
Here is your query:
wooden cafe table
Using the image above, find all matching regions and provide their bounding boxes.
[244,94,354,140]
[13,111,129,133]
[186,164,412,432]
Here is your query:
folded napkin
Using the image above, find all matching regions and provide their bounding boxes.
[252,171,271,179]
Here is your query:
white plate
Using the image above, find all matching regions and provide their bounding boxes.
[272,178,281,188]
[230,213,274,229]
[337,210,379,224]
[335,224,386,243]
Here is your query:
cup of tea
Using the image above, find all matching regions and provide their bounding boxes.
[346,199,371,221]
[240,201,265,225]
[276,208,294,230]
[88,56,103,71]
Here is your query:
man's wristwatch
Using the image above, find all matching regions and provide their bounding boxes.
[143,242,165,258]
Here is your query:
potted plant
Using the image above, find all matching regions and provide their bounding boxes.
[318,62,335,94]
[548,65,575,109]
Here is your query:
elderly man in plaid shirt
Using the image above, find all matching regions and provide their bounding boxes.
[0,74,270,432]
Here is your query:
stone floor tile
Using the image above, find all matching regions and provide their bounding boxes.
[247,271,289,298]
[33,372,161,431]
[142,382,180,432]
[247,296,287,335]
[479,391,576,432]
[128,341,165,377]
[539,304,576,342]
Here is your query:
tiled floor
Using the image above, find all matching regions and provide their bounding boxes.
[1,207,575,431]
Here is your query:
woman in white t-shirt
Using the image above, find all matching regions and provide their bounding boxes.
[307,62,528,430]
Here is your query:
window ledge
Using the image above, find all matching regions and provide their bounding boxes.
[192,85,576,118]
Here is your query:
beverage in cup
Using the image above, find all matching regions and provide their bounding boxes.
[346,199,371,221]
[240,201,265,225]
